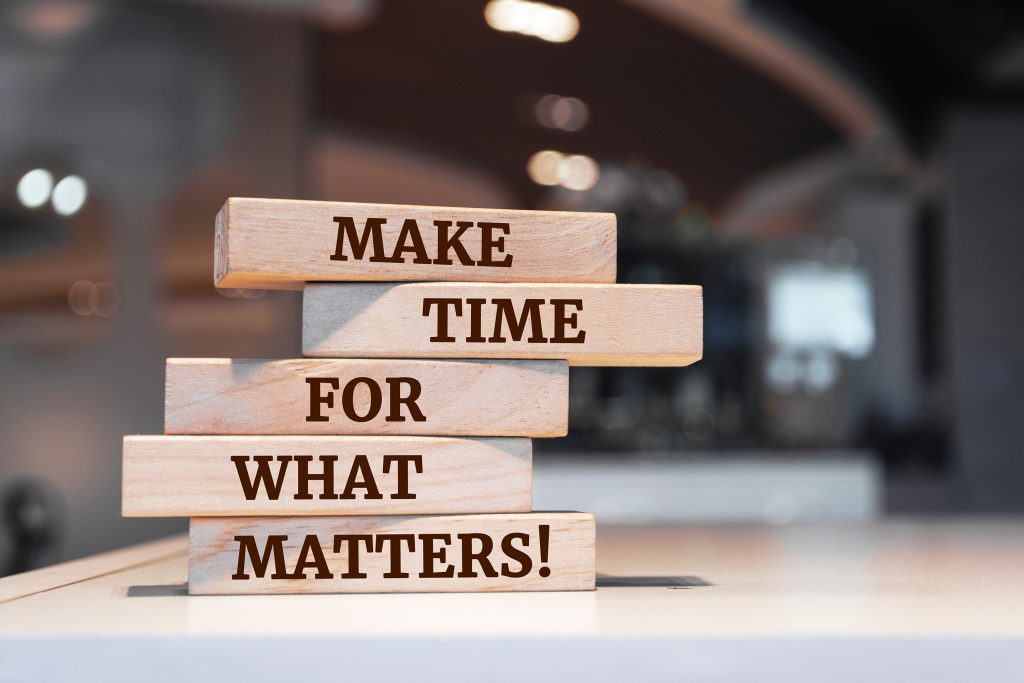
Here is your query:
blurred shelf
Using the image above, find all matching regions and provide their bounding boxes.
[534,451,881,523]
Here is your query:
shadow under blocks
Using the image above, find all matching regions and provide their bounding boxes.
[127,577,713,596]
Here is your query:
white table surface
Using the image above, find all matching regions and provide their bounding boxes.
[2,519,1023,682]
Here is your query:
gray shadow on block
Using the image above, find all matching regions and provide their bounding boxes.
[302,282,393,352]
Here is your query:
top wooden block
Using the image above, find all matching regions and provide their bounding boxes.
[214,197,617,289]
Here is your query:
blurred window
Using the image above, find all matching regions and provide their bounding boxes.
[767,263,874,358]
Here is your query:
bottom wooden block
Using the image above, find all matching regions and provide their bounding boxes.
[188,512,595,594]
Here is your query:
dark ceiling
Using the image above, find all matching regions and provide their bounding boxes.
[753,0,1024,152]
[314,0,842,209]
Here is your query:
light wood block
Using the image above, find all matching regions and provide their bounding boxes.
[123,435,531,517]
[164,358,568,437]
[188,512,595,594]
[303,283,703,366]
[215,197,616,289]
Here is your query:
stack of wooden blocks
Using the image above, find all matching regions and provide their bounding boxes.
[122,198,703,594]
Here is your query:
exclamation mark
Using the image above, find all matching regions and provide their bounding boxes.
[538,524,550,577]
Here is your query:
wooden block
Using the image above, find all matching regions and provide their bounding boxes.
[164,358,568,437]
[188,512,595,594]
[123,435,531,517]
[303,283,703,367]
[215,197,616,289]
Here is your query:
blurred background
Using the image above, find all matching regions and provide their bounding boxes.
[2,0,1023,574]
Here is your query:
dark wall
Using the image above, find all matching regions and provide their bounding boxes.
[947,109,1024,510]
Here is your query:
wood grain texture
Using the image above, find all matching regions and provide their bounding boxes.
[214,197,616,289]
[123,435,532,517]
[164,358,568,437]
[303,283,703,366]
[189,512,595,594]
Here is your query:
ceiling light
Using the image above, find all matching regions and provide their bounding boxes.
[51,175,88,216]
[556,154,599,191]
[67,280,118,317]
[527,150,564,186]
[527,150,600,191]
[16,169,54,209]
[484,0,579,43]
[534,94,589,132]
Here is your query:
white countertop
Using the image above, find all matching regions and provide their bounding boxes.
[2,519,1023,682]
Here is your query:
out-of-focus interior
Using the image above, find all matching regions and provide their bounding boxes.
[2,0,1024,573]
